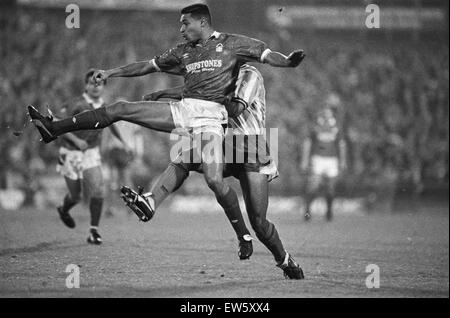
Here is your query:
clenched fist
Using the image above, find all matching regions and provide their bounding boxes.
[287,50,306,67]
[92,69,109,85]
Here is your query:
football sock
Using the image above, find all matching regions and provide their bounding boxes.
[150,163,189,208]
[277,252,290,267]
[215,187,250,239]
[89,197,103,227]
[61,193,78,213]
[254,220,286,263]
[51,107,113,136]
[326,196,333,216]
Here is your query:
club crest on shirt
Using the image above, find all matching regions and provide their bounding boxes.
[216,43,223,53]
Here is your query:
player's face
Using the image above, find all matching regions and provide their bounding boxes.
[317,109,336,127]
[85,78,104,99]
[179,14,202,43]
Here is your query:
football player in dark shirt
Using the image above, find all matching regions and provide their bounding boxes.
[122,64,304,279]
[54,70,128,244]
[301,98,347,221]
[27,4,304,273]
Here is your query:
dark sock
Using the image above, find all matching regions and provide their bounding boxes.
[255,221,286,263]
[326,195,333,215]
[215,188,250,239]
[89,197,103,227]
[150,163,189,208]
[51,107,113,136]
[61,194,78,213]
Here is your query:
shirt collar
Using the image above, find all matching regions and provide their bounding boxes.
[83,92,104,109]
[194,31,221,47]
[210,31,221,39]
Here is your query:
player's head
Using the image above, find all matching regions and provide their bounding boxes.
[85,69,105,99]
[316,93,339,126]
[317,103,337,128]
[180,3,212,43]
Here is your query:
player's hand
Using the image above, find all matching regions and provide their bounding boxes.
[223,93,247,118]
[92,69,108,85]
[287,50,306,67]
[142,92,161,101]
[75,139,89,151]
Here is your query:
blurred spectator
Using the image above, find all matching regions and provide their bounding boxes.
[0,7,448,205]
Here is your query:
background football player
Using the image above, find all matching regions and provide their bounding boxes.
[54,70,129,244]
[27,3,304,249]
[301,94,347,221]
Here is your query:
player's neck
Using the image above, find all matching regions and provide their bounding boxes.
[200,28,215,41]
[84,92,101,104]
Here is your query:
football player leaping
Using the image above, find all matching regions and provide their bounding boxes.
[26,3,305,277]
[122,64,305,279]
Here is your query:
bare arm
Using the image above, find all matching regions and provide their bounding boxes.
[264,50,306,68]
[107,61,157,78]
[93,60,158,84]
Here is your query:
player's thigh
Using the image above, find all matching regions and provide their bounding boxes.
[239,171,269,219]
[109,100,176,133]
[83,166,104,198]
[200,132,225,184]
[64,177,82,201]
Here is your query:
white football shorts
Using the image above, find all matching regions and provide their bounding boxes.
[56,146,102,180]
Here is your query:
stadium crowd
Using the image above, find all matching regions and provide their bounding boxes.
[0,8,448,206]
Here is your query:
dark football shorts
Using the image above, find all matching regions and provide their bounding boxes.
[171,137,279,181]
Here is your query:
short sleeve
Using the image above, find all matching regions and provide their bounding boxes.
[153,44,185,72]
[235,68,260,104]
[231,34,270,63]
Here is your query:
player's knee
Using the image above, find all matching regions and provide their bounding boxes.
[68,193,81,203]
[204,174,226,194]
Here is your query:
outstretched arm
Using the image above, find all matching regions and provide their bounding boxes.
[264,50,306,68]
[93,60,158,84]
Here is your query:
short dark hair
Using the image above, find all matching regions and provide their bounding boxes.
[181,3,211,25]
[85,69,106,85]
